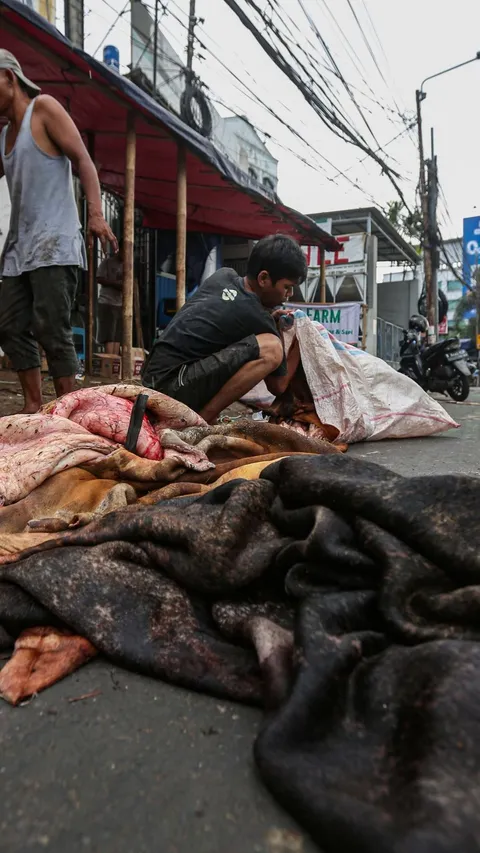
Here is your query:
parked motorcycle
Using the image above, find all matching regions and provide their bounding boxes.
[466,356,479,387]
[399,315,471,402]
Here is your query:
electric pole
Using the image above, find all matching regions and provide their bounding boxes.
[415,54,480,343]
[427,129,439,335]
[186,0,196,76]
[64,0,84,49]
[153,0,159,94]
[416,89,436,342]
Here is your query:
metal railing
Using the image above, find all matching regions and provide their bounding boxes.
[377,317,403,367]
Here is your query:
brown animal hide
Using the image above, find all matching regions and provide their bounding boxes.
[179,418,341,464]
[0,468,137,534]
[266,362,341,443]
[0,626,97,705]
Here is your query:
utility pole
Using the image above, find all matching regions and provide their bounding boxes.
[186,0,196,76]
[152,0,159,94]
[416,89,436,342]
[415,53,480,343]
[427,129,439,336]
[64,0,84,49]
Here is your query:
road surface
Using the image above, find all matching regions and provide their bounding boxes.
[1,395,479,853]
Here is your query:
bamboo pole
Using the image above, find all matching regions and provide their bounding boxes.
[176,145,187,312]
[361,304,368,350]
[319,247,327,303]
[122,112,136,381]
[133,277,144,351]
[85,132,95,376]
[86,242,95,374]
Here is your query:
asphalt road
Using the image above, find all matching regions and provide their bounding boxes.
[1,395,479,853]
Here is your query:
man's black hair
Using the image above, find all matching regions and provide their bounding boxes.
[246,234,307,284]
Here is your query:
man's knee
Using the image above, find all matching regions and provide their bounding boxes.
[256,333,283,370]
[31,314,50,346]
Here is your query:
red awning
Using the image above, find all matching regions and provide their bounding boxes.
[0,0,341,251]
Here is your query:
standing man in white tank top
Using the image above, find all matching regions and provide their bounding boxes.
[0,50,117,413]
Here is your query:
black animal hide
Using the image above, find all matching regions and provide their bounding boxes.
[2,455,480,852]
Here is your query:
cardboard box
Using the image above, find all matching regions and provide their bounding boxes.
[131,348,145,377]
[133,357,144,377]
[92,350,145,380]
[92,353,122,380]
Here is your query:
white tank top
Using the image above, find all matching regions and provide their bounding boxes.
[0,99,87,276]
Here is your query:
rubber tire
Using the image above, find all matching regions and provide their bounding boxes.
[447,374,470,402]
[180,83,213,138]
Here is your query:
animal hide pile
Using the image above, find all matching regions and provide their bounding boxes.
[0,386,340,508]
[0,453,479,851]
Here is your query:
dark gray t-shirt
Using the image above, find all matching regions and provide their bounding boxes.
[148,267,287,385]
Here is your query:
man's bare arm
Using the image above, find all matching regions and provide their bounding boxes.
[265,336,300,397]
[38,96,117,254]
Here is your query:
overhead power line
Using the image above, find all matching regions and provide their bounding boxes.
[92,0,130,58]
[345,0,387,85]
[143,0,382,197]
[221,0,411,209]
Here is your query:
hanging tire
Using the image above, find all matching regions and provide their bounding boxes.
[447,374,470,402]
[418,289,448,324]
[180,83,213,138]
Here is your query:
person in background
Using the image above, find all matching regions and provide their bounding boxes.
[97,240,123,355]
[0,50,117,413]
[142,234,306,424]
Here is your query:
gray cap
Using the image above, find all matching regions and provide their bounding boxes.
[0,49,41,97]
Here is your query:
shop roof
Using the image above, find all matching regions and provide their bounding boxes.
[308,206,419,264]
[0,0,341,250]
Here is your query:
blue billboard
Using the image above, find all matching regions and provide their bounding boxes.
[463,216,480,287]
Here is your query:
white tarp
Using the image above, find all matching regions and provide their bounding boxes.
[242,312,458,443]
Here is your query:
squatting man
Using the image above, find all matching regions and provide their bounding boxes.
[143,234,306,423]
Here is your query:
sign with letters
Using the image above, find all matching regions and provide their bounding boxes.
[463,216,480,289]
[302,234,366,268]
[289,301,362,343]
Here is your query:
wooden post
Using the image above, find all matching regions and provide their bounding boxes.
[133,277,144,351]
[122,112,136,382]
[86,242,95,374]
[176,145,187,312]
[319,247,327,303]
[85,131,95,376]
[361,303,368,350]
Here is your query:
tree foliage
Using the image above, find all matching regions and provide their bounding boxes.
[384,201,423,247]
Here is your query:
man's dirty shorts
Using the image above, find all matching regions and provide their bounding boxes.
[143,335,260,414]
[0,265,78,378]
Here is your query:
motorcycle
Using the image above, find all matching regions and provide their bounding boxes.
[399,328,471,402]
[466,357,479,387]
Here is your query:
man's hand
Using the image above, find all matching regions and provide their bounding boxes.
[88,212,118,255]
[271,307,294,324]
[271,307,294,332]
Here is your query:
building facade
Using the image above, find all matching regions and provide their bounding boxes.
[212,115,277,192]
[131,0,277,190]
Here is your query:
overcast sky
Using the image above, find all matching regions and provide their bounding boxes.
[56,0,480,238]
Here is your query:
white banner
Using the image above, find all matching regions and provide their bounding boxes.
[302,233,366,268]
[289,302,362,343]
